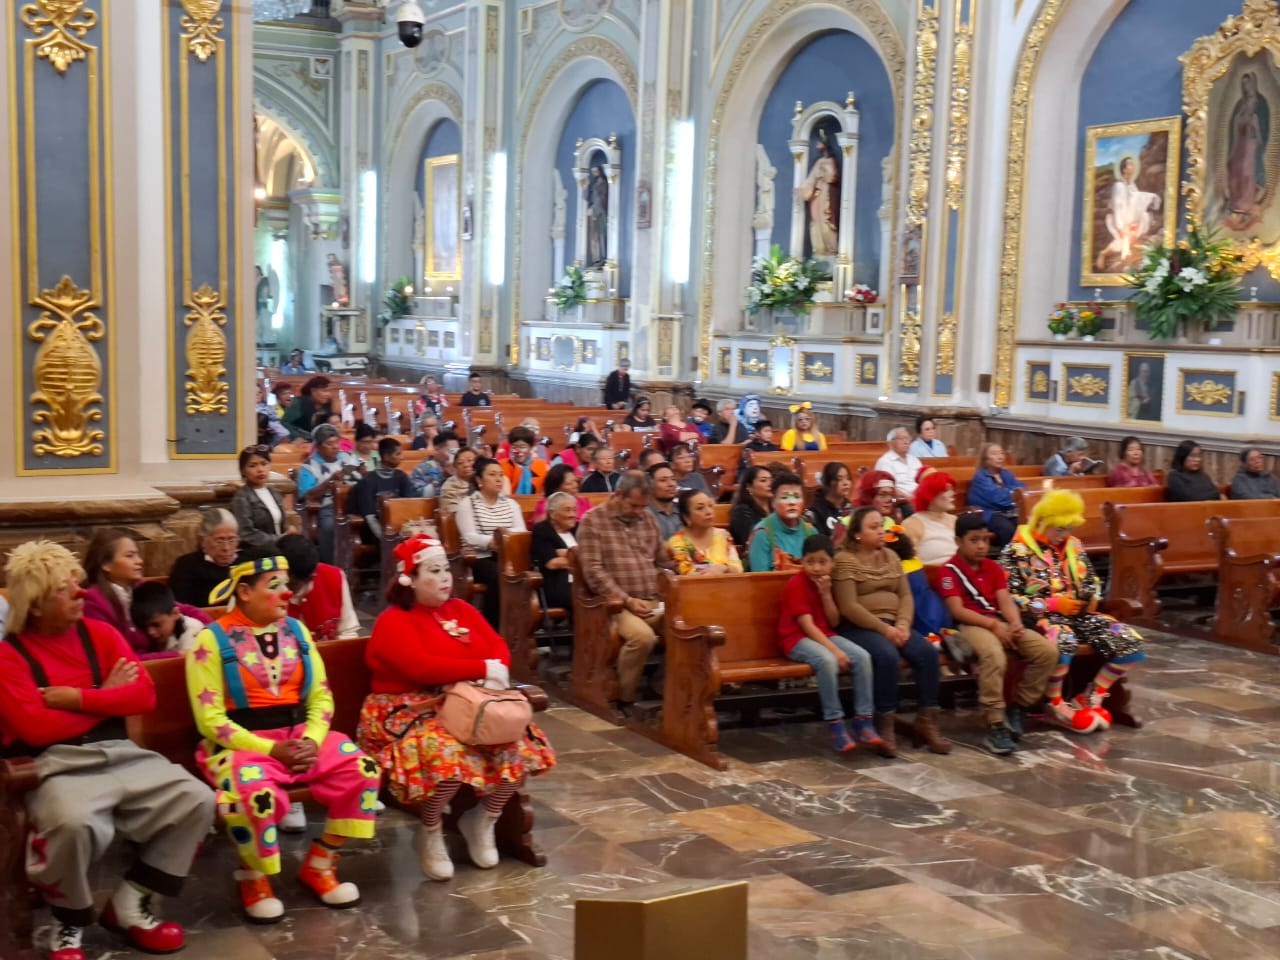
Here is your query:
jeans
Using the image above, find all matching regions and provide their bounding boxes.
[316,504,335,565]
[838,623,941,713]
[787,636,874,720]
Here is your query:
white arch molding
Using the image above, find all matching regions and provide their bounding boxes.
[253,96,333,190]
[382,82,464,298]
[513,37,637,354]
[700,1,906,381]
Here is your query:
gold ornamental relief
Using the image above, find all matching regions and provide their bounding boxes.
[184,284,229,415]
[180,0,224,62]
[20,0,98,74]
[899,312,922,388]
[1185,379,1232,407]
[28,275,106,457]
[1032,369,1049,394]
[936,313,957,376]
[1068,373,1108,398]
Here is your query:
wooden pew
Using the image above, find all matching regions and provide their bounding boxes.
[1207,516,1280,654]
[1016,485,1165,555]
[696,444,742,499]
[497,529,563,683]
[377,496,438,601]
[0,638,549,956]
[565,548,625,715]
[1105,498,1280,620]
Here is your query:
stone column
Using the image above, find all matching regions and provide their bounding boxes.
[334,1,380,316]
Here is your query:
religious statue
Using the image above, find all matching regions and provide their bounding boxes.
[753,143,777,231]
[1225,71,1271,232]
[795,129,840,257]
[327,252,349,305]
[255,265,274,344]
[585,164,609,267]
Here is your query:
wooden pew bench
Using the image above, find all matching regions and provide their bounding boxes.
[0,638,548,956]
[1016,485,1165,556]
[1208,516,1280,653]
[1105,499,1280,620]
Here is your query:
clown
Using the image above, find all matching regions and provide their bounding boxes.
[359,536,555,881]
[0,541,213,960]
[779,402,827,451]
[185,550,380,922]
[735,393,764,434]
[999,490,1146,732]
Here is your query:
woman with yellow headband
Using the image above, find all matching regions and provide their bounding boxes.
[998,490,1146,733]
[780,402,827,451]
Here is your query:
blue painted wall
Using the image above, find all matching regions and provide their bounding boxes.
[414,117,462,201]
[758,30,895,286]
[1071,0,1279,300]
[555,78,635,297]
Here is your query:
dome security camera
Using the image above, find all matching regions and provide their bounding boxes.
[394,0,425,48]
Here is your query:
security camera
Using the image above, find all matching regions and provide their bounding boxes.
[394,0,425,48]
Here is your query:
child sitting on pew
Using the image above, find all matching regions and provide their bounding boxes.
[777,535,886,755]
[129,581,209,653]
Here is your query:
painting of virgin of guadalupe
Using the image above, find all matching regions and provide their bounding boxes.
[1203,54,1280,245]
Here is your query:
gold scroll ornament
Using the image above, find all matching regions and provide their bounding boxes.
[20,0,98,75]
[180,0,224,63]
[1185,379,1232,407]
[28,275,106,457]
[184,284,229,414]
[1067,373,1107,398]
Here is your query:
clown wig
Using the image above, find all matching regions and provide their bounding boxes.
[1028,489,1086,533]
[3,540,84,636]
[913,470,957,514]
[854,469,896,506]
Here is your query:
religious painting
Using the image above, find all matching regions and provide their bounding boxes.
[425,154,461,283]
[797,119,842,261]
[1081,118,1181,286]
[1183,1,1280,279]
[1178,368,1239,417]
[1122,353,1165,423]
[1025,361,1051,403]
[1061,363,1111,407]
[899,223,922,284]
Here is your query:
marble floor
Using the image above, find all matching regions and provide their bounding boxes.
[67,628,1280,959]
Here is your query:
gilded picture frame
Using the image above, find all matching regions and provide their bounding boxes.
[425,154,461,284]
[1061,363,1112,408]
[1081,117,1181,286]
[1121,352,1165,423]
[1177,368,1239,417]
[1182,0,1280,280]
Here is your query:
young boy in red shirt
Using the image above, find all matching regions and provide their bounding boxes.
[936,514,1057,755]
[778,535,886,754]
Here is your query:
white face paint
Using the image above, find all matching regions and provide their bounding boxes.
[413,555,453,608]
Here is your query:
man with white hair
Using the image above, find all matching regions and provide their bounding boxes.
[0,541,214,960]
[875,426,924,499]
[711,399,748,444]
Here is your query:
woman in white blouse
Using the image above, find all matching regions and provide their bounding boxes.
[454,456,527,626]
[229,444,295,554]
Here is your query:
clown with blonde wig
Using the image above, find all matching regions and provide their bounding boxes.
[359,535,555,882]
[0,541,213,960]
[998,491,1146,732]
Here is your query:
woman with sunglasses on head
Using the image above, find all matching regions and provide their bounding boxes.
[230,445,295,554]
[780,402,827,451]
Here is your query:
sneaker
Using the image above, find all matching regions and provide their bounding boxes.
[457,805,500,869]
[852,715,884,748]
[828,719,857,754]
[415,823,454,881]
[984,723,1017,756]
[1005,704,1027,741]
[279,800,307,833]
[298,842,361,908]
[235,869,284,924]
[50,922,85,960]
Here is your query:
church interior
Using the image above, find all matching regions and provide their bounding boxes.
[6,0,1280,957]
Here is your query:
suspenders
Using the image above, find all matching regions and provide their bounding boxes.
[6,621,103,689]
[206,617,314,711]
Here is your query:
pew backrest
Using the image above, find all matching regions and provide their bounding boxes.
[1107,498,1280,568]
[1018,485,1165,552]
[661,570,793,664]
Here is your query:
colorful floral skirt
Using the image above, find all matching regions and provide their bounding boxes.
[1036,612,1144,660]
[356,692,555,804]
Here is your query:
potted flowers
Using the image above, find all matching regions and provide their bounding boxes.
[377,276,413,333]
[846,284,879,305]
[746,244,830,325]
[1127,221,1242,341]
[1047,305,1075,340]
[1075,302,1102,341]
[553,264,587,316]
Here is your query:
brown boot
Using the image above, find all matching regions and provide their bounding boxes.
[873,712,898,757]
[913,707,952,754]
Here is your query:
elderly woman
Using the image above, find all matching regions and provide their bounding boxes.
[455,456,528,626]
[83,527,205,660]
[909,416,947,458]
[230,444,291,553]
[730,465,773,552]
[1107,436,1157,488]
[1166,439,1223,502]
[668,442,711,494]
[807,462,853,539]
[1230,447,1280,500]
[833,506,949,755]
[439,447,479,517]
[999,490,1145,733]
[359,535,555,881]
[657,405,702,453]
[747,472,816,573]
[780,403,827,451]
[967,442,1025,548]
[281,375,333,440]
[297,422,364,564]
[623,397,657,432]
[902,470,958,566]
[531,491,579,612]
[1043,437,1093,477]
[532,462,593,523]
[669,489,743,575]
[169,509,241,608]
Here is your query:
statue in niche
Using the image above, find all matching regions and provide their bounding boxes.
[795,127,840,257]
[552,169,567,239]
[585,161,609,267]
[753,143,776,231]
[327,252,349,306]
[1225,71,1271,232]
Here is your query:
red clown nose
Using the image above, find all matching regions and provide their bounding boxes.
[73,588,88,600]
[279,590,294,603]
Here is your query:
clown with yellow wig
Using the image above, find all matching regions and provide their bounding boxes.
[780,402,828,451]
[998,490,1145,733]
[185,548,381,923]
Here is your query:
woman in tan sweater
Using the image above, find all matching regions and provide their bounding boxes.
[833,506,949,756]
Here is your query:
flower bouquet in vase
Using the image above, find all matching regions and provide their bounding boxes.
[1127,221,1242,342]
[1075,302,1102,341]
[553,264,587,318]
[1047,305,1076,341]
[746,244,830,328]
